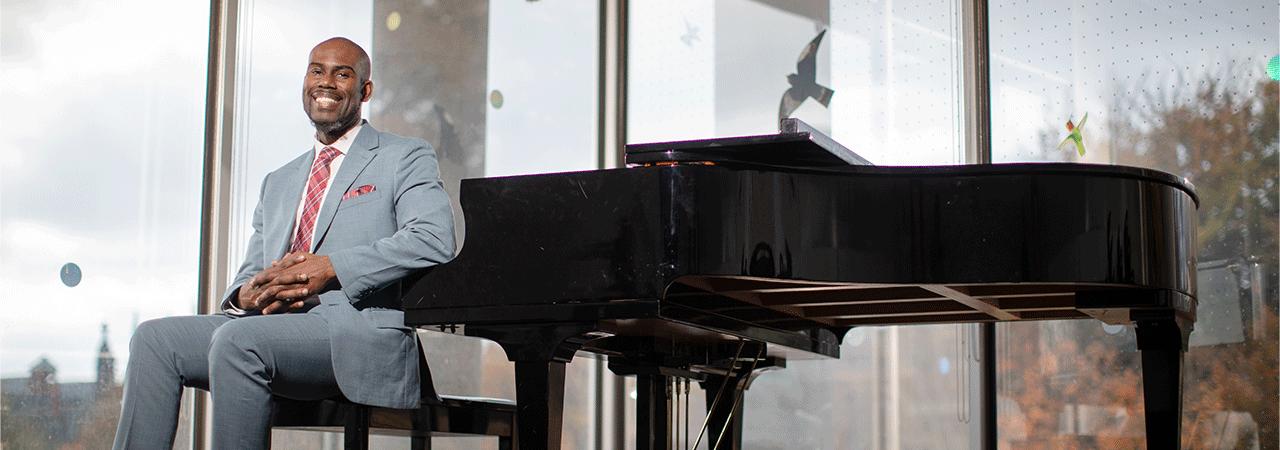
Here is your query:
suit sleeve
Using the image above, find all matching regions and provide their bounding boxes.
[327,140,456,301]
[219,176,272,312]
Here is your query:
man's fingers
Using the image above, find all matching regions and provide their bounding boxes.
[261,300,287,315]
[254,273,309,292]
[253,285,288,308]
[273,253,309,268]
[274,286,311,301]
[246,252,324,312]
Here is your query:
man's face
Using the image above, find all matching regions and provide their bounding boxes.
[302,40,371,137]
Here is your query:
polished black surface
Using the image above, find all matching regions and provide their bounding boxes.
[401,157,1199,450]
[405,162,1197,326]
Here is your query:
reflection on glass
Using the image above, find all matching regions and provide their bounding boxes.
[991,1,1277,447]
[0,1,210,448]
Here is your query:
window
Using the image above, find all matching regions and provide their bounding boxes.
[232,0,603,447]
[990,1,1276,447]
[1,1,211,448]
[628,0,979,447]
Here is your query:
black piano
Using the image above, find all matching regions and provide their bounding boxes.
[403,120,1198,450]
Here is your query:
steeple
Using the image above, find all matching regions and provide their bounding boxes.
[96,323,115,392]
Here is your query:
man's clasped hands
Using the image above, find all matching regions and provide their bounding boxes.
[236,252,339,314]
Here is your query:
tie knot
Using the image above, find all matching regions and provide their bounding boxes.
[317,146,339,165]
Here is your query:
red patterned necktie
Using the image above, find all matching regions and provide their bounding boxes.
[291,146,340,253]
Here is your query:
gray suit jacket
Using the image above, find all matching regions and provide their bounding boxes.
[221,124,455,409]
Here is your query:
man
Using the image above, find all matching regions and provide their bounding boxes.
[113,37,455,449]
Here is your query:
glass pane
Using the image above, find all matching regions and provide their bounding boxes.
[231,1,376,447]
[230,0,375,265]
[0,1,210,448]
[630,0,962,166]
[371,0,600,447]
[485,0,599,177]
[628,0,970,447]
[369,0,487,416]
[991,1,1277,447]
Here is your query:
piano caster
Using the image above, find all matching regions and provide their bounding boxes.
[1133,310,1193,449]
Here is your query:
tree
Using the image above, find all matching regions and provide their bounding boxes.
[1004,71,1278,449]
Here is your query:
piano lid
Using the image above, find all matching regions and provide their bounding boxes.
[625,118,874,168]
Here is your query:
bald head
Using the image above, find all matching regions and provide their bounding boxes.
[313,37,371,84]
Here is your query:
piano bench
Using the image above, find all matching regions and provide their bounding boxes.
[270,335,516,450]
[271,394,516,450]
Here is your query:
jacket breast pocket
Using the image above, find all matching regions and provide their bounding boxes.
[338,189,383,208]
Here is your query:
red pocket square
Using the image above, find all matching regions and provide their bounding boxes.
[342,185,376,200]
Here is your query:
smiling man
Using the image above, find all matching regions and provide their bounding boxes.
[112,37,456,450]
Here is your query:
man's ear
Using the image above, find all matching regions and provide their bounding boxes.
[361,80,373,102]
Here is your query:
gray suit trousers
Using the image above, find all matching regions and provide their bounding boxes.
[112,313,342,450]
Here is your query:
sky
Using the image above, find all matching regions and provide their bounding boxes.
[0,0,385,382]
[1,0,210,382]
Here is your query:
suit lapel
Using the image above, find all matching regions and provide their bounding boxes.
[311,125,379,250]
[269,155,311,259]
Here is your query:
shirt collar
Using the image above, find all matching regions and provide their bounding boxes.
[313,121,365,155]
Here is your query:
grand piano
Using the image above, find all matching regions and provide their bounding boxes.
[402,120,1198,449]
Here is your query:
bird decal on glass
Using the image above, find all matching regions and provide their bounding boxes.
[1057,113,1088,156]
[680,18,700,47]
[779,29,835,123]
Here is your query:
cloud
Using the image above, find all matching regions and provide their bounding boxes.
[0,0,210,382]
[2,269,197,381]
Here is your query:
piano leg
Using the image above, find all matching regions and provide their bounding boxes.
[467,323,601,450]
[636,374,672,450]
[1133,310,1193,449]
[514,360,567,450]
